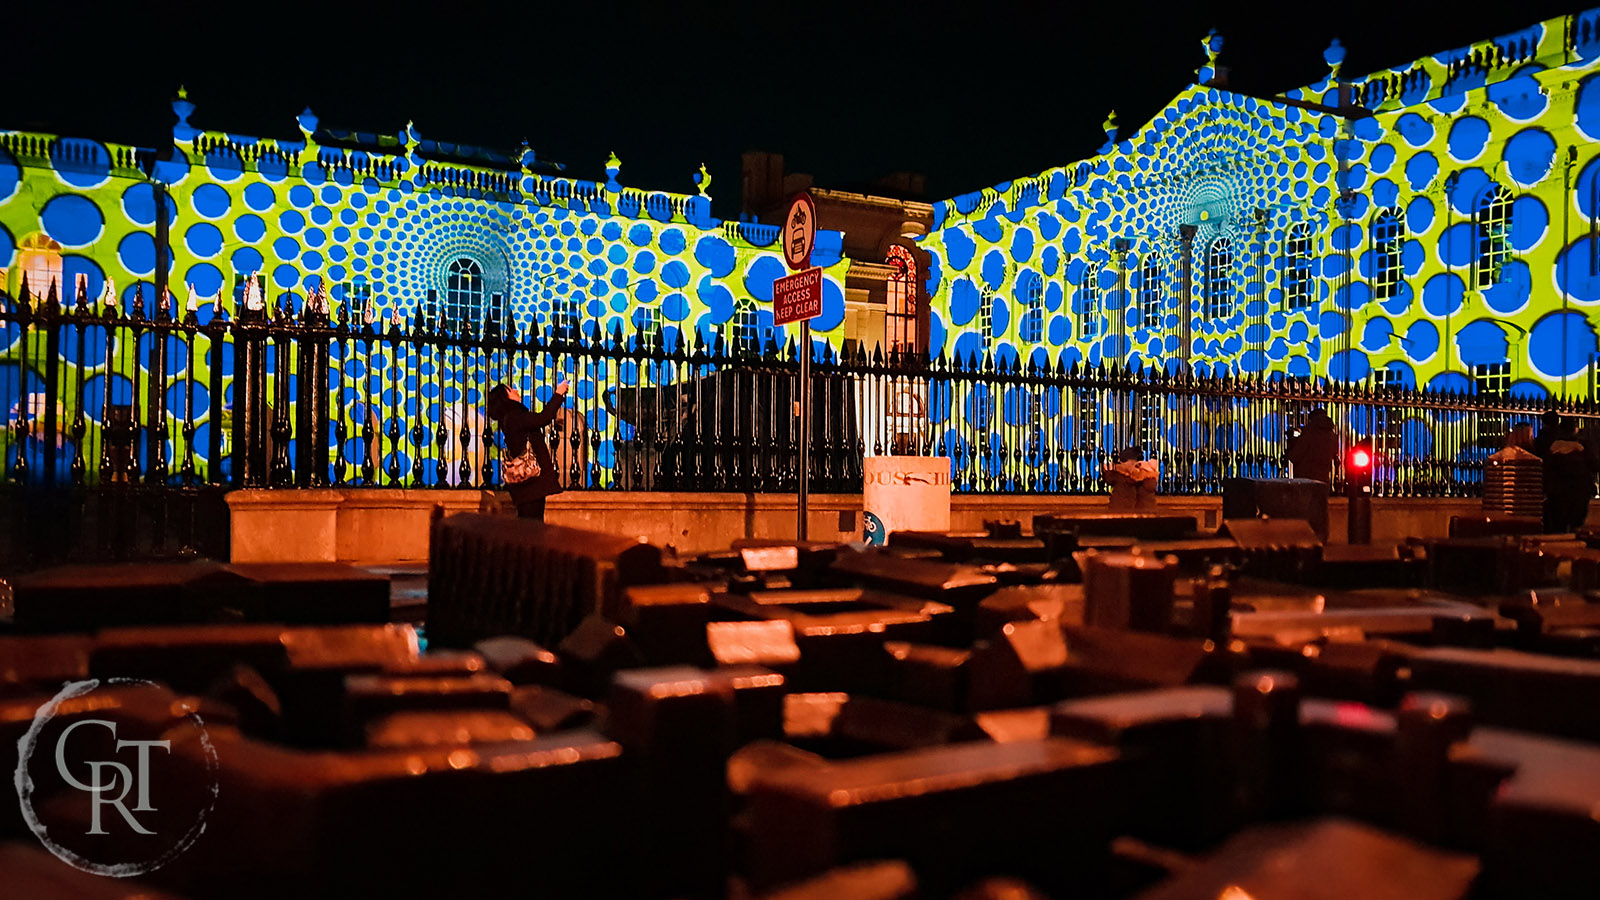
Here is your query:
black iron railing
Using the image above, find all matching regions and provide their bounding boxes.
[4,279,1596,513]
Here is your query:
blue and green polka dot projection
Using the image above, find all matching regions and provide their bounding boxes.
[921,14,1600,402]
[925,85,1325,380]
[0,121,849,485]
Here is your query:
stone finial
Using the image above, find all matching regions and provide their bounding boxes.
[518,139,537,170]
[1198,29,1226,85]
[297,107,319,138]
[695,162,712,198]
[605,151,623,191]
[172,86,198,142]
[1324,38,1346,79]
[1099,111,1120,154]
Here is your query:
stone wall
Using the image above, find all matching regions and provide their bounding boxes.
[228,488,1486,564]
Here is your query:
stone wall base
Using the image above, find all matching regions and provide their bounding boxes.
[227,489,1486,564]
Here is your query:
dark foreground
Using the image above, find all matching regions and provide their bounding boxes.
[2,509,1598,900]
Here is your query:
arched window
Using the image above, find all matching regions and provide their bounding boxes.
[733,298,761,352]
[16,234,63,301]
[1080,265,1103,340]
[444,257,484,332]
[1371,208,1403,300]
[1206,237,1233,318]
[1139,254,1162,328]
[1476,183,1513,288]
[885,245,919,355]
[1283,223,1313,309]
[1020,274,1044,343]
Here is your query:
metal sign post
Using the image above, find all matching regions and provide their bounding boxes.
[779,193,819,540]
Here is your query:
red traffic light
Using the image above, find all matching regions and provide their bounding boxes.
[1349,447,1372,470]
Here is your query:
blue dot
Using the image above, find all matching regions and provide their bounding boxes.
[697,277,734,321]
[279,210,305,233]
[1576,74,1600,141]
[122,183,158,226]
[1504,128,1556,186]
[274,264,299,290]
[815,278,845,331]
[1529,311,1598,378]
[192,183,231,219]
[231,246,264,275]
[743,256,786,302]
[289,185,314,209]
[301,251,324,271]
[184,263,223,298]
[232,214,265,244]
[661,260,690,289]
[1447,116,1490,162]
[693,236,736,277]
[0,150,18,204]
[184,222,223,258]
[41,194,104,247]
[274,236,301,261]
[118,232,156,276]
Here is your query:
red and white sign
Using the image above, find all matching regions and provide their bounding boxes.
[782,192,817,272]
[773,267,823,326]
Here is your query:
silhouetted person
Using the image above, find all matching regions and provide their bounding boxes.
[486,379,569,521]
[1104,445,1158,509]
[1287,408,1339,485]
[1532,409,1562,460]
[1542,419,1595,533]
[1506,423,1535,452]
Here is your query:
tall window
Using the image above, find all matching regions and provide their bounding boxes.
[733,298,761,352]
[1206,237,1233,318]
[1476,183,1513,288]
[1589,177,1599,277]
[1475,360,1512,440]
[1080,268,1102,340]
[1138,255,1162,328]
[632,306,661,348]
[886,245,918,356]
[1283,223,1313,309]
[979,289,995,341]
[17,234,63,301]
[444,257,484,331]
[551,294,581,339]
[342,276,372,321]
[1371,208,1403,301]
[1020,276,1044,342]
[1473,361,1511,397]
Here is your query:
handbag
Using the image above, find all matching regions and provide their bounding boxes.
[502,438,541,484]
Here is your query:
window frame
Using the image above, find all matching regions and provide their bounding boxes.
[1080,266,1102,341]
[1020,274,1044,343]
[1206,237,1233,318]
[1138,254,1161,328]
[1476,183,1513,289]
[885,245,919,356]
[1371,208,1403,301]
[1284,223,1314,310]
[444,257,485,333]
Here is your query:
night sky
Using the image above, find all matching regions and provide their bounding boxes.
[2,1,1587,218]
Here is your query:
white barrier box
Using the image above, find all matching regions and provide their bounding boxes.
[863,456,952,545]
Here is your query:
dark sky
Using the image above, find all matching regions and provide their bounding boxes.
[3,0,1586,217]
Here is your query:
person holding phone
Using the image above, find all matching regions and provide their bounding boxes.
[486,378,570,521]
